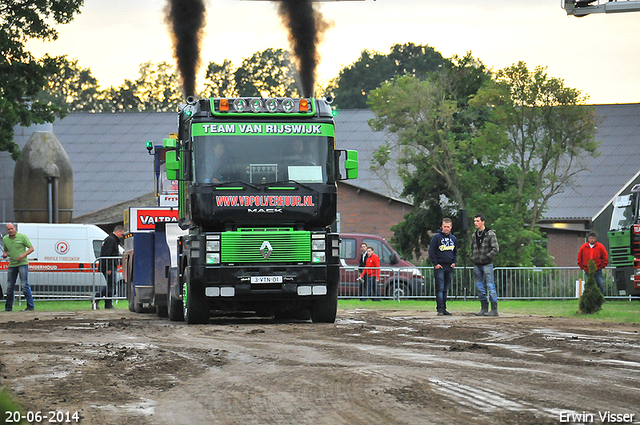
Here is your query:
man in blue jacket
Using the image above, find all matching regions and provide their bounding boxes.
[429,218,457,316]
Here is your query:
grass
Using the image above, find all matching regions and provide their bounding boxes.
[338,299,640,323]
[0,299,129,312]
[1,299,638,323]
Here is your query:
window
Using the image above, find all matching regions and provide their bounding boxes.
[364,238,393,264]
[92,240,102,260]
[339,238,356,260]
[192,134,333,185]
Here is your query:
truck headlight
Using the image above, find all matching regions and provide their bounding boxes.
[312,240,325,251]
[206,253,220,265]
[206,240,220,252]
[312,252,326,263]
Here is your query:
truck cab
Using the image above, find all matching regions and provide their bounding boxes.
[163,97,358,323]
[608,183,640,296]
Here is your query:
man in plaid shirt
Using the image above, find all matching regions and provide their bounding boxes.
[470,214,500,316]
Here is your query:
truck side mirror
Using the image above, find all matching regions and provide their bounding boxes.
[336,149,359,181]
[163,138,177,149]
[166,150,179,180]
[390,252,399,265]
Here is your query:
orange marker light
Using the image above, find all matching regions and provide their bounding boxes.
[220,98,229,111]
[299,99,309,112]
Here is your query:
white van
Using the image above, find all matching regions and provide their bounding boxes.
[0,223,117,297]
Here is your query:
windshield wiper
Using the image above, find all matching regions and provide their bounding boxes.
[215,180,261,190]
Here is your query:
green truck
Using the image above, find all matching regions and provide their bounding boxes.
[162,96,358,323]
[607,183,640,296]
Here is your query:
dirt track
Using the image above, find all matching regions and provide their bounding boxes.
[1,308,639,425]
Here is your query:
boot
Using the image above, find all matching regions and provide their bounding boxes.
[487,302,499,317]
[475,301,489,316]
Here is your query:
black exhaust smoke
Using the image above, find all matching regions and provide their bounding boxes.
[277,0,332,98]
[165,0,206,99]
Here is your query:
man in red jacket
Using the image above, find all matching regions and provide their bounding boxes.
[577,232,609,294]
[359,246,381,300]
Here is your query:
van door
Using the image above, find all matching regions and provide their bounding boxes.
[338,237,359,296]
[363,238,393,284]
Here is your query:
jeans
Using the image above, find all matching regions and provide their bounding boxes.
[366,275,379,299]
[5,265,34,310]
[434,266,453,312]
[474,264,498,303]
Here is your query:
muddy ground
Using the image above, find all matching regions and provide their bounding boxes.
[0,308,639,425]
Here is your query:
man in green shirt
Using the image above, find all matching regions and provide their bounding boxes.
[2,223,35,311]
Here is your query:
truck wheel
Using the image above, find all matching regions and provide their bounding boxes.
[183,279,209,324]
[167,285,183,322]
[127,279,136,312]
[311,285,338,323]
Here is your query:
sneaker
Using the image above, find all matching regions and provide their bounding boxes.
[443,310,452,316]
[21,307,35,312]
[437,311,444,316]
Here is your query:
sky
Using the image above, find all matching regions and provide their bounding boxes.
[24,0,640,105]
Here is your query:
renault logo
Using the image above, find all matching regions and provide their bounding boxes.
[260,241,273,259]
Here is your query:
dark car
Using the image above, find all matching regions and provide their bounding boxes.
[339,233,424,298]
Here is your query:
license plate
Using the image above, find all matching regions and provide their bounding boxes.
[250,276,283,284]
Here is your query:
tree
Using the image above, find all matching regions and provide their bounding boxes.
[203,59,236,97]
[234,48,299,98]
[330,43,444,109]
[134,61,182,112]
[579,259,604,314]
[471,62,599,230]
[99,80,142,113]
[368,54,492,260]
[0,0,84,159]
[369,75,465,209]
[369,56,558,267]
[35,55,101,112]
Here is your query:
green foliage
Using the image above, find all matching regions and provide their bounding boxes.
[470,62,599,230]
[201,49,299,98]
[134,61,183,112]
[0,386,25,422]
[34,55,101,112]
[579,259,605,314]
[204,59,236,97]
[233,48,299,98]
[0,0,83,159]
[373,58,593,267]
[330,43,444,109]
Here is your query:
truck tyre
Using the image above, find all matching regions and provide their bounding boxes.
[127,279,136,312]
[184,279,209,324]
[167,281,183,322]
[311,285,338,323]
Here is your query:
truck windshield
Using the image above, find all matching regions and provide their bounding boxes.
[192,134,334,185]
[610,194,635,231]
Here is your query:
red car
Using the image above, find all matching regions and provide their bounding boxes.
[339,233,424,298]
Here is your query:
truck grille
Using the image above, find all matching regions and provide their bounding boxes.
[221,229,311,263]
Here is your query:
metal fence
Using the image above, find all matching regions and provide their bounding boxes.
[0,256,125,307]
[338,266,634,300]
[1,264,636,306]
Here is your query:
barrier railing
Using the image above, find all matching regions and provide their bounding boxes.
[338,266,635,300]
[0,256,125,307]
[1,265,636,305]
